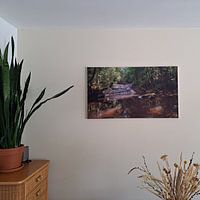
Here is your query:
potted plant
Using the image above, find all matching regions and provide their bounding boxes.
[0,37,73,172]
[129,154,200,200]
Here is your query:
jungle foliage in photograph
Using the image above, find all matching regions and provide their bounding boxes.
[87,66,178,118]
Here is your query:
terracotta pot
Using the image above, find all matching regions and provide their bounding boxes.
[0,145,24,173]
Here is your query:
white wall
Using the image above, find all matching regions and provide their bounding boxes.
[18,29,200,200]
[0,17,17,57]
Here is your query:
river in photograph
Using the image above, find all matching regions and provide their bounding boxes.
[88,84,178,118]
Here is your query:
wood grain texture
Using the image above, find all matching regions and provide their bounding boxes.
[0,160,49,185]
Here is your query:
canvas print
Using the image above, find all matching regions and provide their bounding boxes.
[87,66,178,118]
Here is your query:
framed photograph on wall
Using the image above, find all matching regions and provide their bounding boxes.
[87,66,179,119]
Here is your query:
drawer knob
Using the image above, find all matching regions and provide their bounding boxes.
[35,175,42,182]
[36,189,41,197]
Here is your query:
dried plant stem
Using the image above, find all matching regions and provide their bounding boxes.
[129,154,200,200]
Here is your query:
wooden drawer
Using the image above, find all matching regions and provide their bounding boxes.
[0,184,25,200]
[0,160,49,200]
[25,166,48,194]
[26,179,47,200]
[27,195,46,200]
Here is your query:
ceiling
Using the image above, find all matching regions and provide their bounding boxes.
[1,0,200,28]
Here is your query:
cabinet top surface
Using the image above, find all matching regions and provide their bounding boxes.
[0,160,49,185]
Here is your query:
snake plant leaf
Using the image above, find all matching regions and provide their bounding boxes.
[30,85,74,113]
[21,72,31,104]
[0,54,3,101]
[0,98,5,137]
[11,59,22,99]
[2,64,10,101]
[30,88,46,111]
[9,63,22,138]
[47,85,74,99]
[19,72,31,136]
[11,61,22,99]
[3,97,10,146]
[0,49,2,68]
[10,64,17,94]
[21,85,74,133]
[11,36,15,67]
[3,43,9,62]
[13,101,21,147]
[2,43,10,101]
[17,60,23,97]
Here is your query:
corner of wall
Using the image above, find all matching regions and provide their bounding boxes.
[0,17,17,58]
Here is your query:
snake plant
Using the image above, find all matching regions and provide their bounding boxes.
[0,37,73,148]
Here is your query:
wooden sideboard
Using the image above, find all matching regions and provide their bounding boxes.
[0,160,49,200]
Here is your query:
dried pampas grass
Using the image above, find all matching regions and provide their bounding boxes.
[129,154,200,200]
